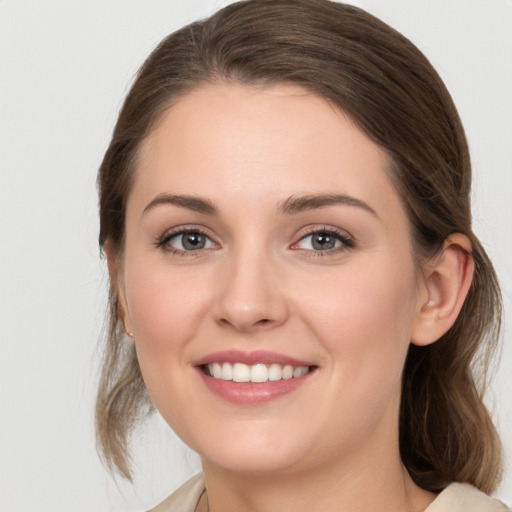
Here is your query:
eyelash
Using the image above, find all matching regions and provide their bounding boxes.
[154,226,355,256]
[155,227,217,256]
[292,226,355,257]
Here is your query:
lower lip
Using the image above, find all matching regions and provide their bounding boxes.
[196,368,315,405]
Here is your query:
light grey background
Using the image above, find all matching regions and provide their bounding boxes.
[1,0,511,510]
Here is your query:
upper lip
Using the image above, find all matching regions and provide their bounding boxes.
[192,350,315,367]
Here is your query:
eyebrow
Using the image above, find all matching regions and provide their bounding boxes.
[279,193,378,217]
[143,194,218,215]
[142,192,377,217]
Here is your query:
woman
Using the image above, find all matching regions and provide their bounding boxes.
[96,1,509,510]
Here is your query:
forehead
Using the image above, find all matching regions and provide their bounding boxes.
[132,83,405,224]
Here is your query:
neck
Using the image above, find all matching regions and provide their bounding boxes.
[200,441,436,512]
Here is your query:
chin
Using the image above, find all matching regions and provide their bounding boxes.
[188,424,310,476]
[201,448,304,476]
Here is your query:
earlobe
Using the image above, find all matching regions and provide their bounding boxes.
[104,240,134,339]
[411,233,474,347]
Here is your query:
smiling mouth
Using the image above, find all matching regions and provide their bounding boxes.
[202,362,313,383]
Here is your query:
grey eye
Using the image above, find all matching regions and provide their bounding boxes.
[311,232,338,250]
[168,231,214,251]
[297,232,343,251]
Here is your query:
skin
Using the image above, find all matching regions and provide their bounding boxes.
[109,83,473,512]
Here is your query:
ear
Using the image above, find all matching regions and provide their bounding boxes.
[104,239,134,338]
[411,233,474,346]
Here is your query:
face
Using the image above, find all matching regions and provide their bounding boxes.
[117,83,426,476]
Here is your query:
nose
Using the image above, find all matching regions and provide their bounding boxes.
[213,248,289,332]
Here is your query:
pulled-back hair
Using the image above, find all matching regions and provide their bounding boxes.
[96,0,502,491]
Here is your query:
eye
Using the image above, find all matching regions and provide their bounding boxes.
[157,229,216,252]
[293,229,354,252]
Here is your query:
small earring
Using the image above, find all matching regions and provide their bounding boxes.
[423,301,434,311]
[121,319,134,339]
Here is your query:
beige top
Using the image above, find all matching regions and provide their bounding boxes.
[150,473,510,512]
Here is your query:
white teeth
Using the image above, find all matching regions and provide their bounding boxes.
[205,362,310,383]
[233,363,250,382]
[221,362,233,380]
[282,365,294,380]
[250,364,269,383]
[268,363,282,381]
[212,362,222,379]
[294,366,309,378]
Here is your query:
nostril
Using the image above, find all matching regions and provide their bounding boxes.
[218,317,273,329]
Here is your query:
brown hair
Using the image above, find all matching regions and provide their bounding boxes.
[96,0,503,491]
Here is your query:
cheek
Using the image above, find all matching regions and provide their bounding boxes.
[293,258,419,451]
[122,255,210,373]
[122,260,215,429]
[296,256,418,383]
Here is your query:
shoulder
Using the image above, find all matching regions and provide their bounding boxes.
[426,483,510,512]
[148,477,510,512]
[148,473,205,512]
